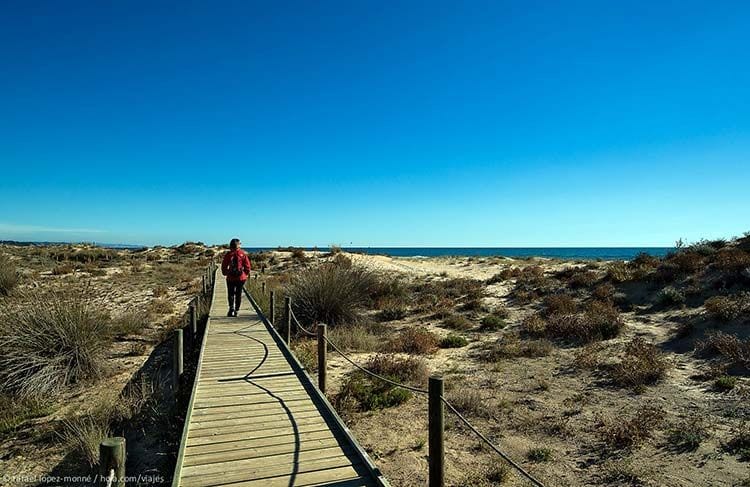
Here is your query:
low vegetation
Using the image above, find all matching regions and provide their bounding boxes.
[610,337,671,390]
[0,254,19,295]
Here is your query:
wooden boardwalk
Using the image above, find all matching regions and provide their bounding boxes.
[173,271,388,487]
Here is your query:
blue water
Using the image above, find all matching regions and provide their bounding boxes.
[244,247,672,261]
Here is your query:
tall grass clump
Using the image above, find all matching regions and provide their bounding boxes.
[0,254,19,296]
[285,261,379,326]
[0,289,112,397]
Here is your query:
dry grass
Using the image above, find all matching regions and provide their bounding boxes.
[599,405,664,450]
[0,254,19,296]
[146,298,175,315]
[610,337,671,390]
[667,415,710,452]
[445,387,494,419]
[442,313,473,331]
[696,331,750,370]
[327,324,382,352]
[0,288,112,397]
[59,413,111,466]
[704,293,750,321]
[387,327,439,354]
[481,333,552,360]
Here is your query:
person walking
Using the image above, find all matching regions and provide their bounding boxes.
[221,238,252,317]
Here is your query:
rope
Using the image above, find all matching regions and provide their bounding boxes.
[441,398,545,487]
[289,309,317,337]
[322,336,429,394]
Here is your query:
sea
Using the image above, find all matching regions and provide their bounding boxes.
[244,247,673,261]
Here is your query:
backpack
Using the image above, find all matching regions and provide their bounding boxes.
[228,252,243,277]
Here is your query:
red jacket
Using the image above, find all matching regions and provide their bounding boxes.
[221,249,252,282]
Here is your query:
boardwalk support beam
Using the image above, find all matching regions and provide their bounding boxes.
[429,375,445,487]
[317,323,327,393]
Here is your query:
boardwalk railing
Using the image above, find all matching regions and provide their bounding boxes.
[248,280,546,487]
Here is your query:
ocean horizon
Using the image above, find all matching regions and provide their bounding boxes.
[244,247,674,261]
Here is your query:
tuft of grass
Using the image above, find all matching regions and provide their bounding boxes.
[445,387,494,419]
[152,285,168,297]
[52,262,76,275]
[439,334,468,348]
[526,447,553,462]
[0,254,19,296]
[111,309,151,338]
[377,298,408,321]
[60,413,111,467]
[442,313,473,331]
[0,289,112,397]
[610,337,670,390]
[387,327,439,354]
[285,261,380,326]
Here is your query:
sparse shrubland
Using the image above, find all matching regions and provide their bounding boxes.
[599,405,664,450]
[387,327,439,354]
[610,337,671,390]
[0,254,19,295]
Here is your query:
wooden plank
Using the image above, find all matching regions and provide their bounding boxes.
[181,456,362,487]
[205,466,371,487]
[182,445,354,477]
[184,430,337,457]
[190,410,322,430]
[185,423,333,447]
[184,437,343,465]
[188,415,329,438]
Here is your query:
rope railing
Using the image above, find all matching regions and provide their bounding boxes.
[248,284,546,487]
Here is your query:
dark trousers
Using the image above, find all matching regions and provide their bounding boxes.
[227,280,246,311]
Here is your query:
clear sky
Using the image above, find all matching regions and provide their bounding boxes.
[1,1,748,247]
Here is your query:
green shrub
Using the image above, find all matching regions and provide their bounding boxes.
[387,327,439,354]
[479,314,506,331]
[443,314,472,331]
[656,286,686,307]
[610,337,670,390]
[440,334,468,348]
[285,262,380,326]
[526,447,553,462]
[334,354,428,411]
[0,289,112,397]
[0,255,19,296]
[714,375,737,391]
[667,416,709,452]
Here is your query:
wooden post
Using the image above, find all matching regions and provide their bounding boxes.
[285,297,292,345]
[261,281,266,295]
[99,437,126,486]
[173,329,183,395]
[317,324,327,393]
[269,290,276,325]
[202,275,206,295]
[429,376,445,487]
[189,301,197,337]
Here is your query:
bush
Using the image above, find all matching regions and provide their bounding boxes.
[147,298,174,315]
[544,300,623,343]
[482,333,552,360]
[377,299,408,321]
[667,416,709,452]
[696,331,750,370]
[606,261,632,282]
[0,289,112,397]
[291,339,317,372]
[526,447,553,462]
[0,255,19,296]
[152,285,168,298]
[334,355,428,411]
[387,327,439,354]
[445,387,493,419]
[599,405,664,449]
[111,310,150,337]
[724,421,750,461]
[568,270,598,288]
[656,286,686,307]
[60,413,111,466]
[542,294,577,317]
[52,262,75,275]
[592,283,616,301]
[443,314,472,331]
[286,262,379,326]
[479,313,506,331]
[439,334,468,348]
[291,247,308,261]
[715,248,750,275]
[521,313,546,336]
[0,395,53,436]
[714,375,737,391]
[704,293,750,321]
[610,337,670,390]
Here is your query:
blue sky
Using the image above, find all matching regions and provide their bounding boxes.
[1,1,748,247]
